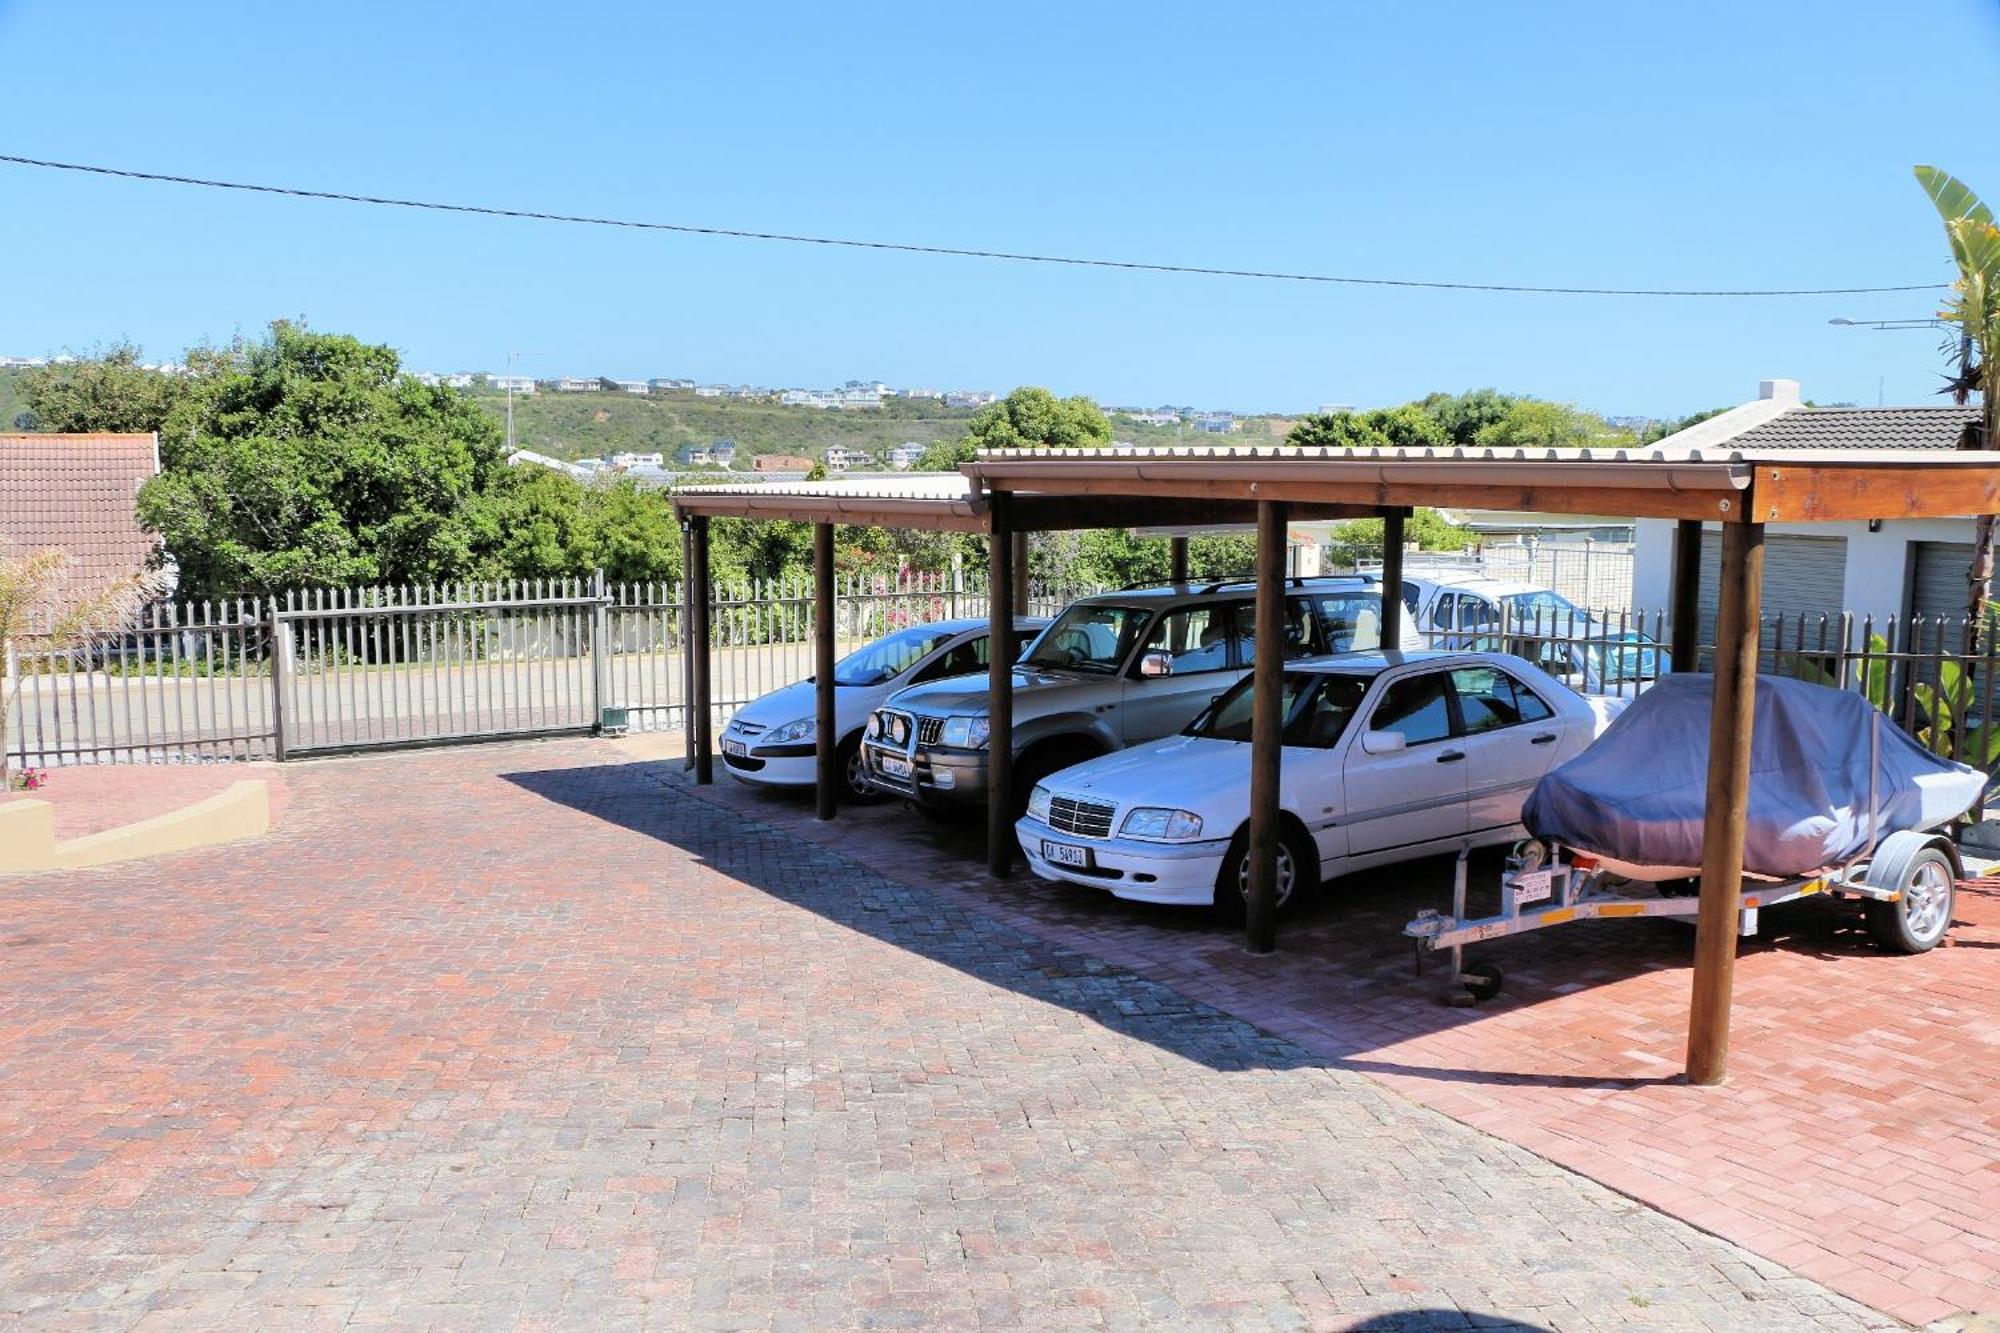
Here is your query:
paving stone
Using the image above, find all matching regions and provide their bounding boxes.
[0,740,1942,1329]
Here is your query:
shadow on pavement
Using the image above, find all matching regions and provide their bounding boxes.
[501,756,1910,1084]
[1343,1314,1551,1331]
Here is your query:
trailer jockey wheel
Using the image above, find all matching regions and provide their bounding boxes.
[1459,961,1504,1002]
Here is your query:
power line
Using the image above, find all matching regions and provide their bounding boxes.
[0,151,1948,300]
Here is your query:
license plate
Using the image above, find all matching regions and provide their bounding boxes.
[1510,868,1553,906]
[1041,840,1091,868]
[722,739,747,758]
[879,754,912,779]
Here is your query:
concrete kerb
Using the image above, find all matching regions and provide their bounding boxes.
[0,780,269,874]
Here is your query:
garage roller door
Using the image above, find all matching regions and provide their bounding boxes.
[1695,532,1846,648]
[1910,541,1975,629]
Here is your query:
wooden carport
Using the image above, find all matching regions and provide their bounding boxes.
[962,443,2000,1086]
[670,473,1373,884]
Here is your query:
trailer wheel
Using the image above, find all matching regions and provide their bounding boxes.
[1864,844,1956,954]
[1460,961,1504,1002]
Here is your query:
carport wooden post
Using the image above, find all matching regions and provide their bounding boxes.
[1169,535,1189,585]
[1670,518,1704,672]
[813,522,838,820]
[1378,508,1407,647]
[1686,520,1764,1086]
[987,492,1016,877]
[1010,531,1030,611]
[688,515,714,785]
[1245,499,1289,954]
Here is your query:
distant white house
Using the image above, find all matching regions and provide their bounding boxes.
[611,379,649,396]
[945,390,997,409]
[824,445,872,470]
[610,451,666,469]
[709,438,737,465]
[411,371,441,387]
[0,355,48,368]
[676,440,737,467]
[694,384,727,398]
[506,449,594,482]
[440,372,475,390]
[1123,410,1180,426]
[555,377,600,393]
[648,377,694,392]
[886,442,927,470]
[836,389,883,410]
[492,375,537,396]
[900,387,944,400]
[1192,412,1237,434]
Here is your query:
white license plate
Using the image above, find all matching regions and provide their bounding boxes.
[722,739,747,758]
[879,754,912,779]
[1510,868,1553,905]
[1041,840,1091,868]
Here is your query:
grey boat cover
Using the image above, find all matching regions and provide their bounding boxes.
[1523,673,1986,879]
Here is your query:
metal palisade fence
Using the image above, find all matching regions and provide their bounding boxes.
[9,573,1999,774]
[3,568,1092,769]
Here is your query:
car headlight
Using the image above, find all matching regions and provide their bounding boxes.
[1120,807,1204,840]
[939,716,990,749]
[764,717,815,745]
[1026,785,1052,822]
[865,712,882,739]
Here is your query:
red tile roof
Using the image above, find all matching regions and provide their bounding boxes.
[0,433,161,622]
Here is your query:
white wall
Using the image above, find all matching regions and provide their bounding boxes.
[1632,516,1978,623]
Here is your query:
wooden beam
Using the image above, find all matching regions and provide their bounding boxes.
[813,522,838,821]
[1670,518,1703,672]
[688,515,714,785]
[1686,521,1764,1086]
[1378,508,1407,649]
[1245,500,1288,954]
[672,495,991,532]
[1009,494,1374,532]
[987,494,1016,879]
[1753,464,2000,523]
[986,473,1737,522]
[1169,535,1189,584]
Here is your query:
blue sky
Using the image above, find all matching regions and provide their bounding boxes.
[1,1,1995,417]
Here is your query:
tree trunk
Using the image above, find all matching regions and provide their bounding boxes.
[1971,368,1997,634]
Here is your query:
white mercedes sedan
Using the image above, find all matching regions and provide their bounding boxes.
[1014,650,1618,915]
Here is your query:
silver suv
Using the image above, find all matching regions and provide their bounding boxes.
[861,575,1414,811]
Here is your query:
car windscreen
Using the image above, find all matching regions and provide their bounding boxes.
[1502,590,1586,624]
[1022,604,1151,674]
[832,626,960,686]
[1187,670,1374,748]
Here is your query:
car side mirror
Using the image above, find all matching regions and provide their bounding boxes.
[1138,650,1174,678]
[1359,729,1406,755]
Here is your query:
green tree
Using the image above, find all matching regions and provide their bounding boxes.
[1473,398,1602,449]
[20,342,191,434]
[1287,411,1389,450]
[135,322,509,596]
[1915,165,2000,623]
[913,438,975,471]
[962,387,1111,452]
[1324,508,1472,562]
[1417,389,1517,447]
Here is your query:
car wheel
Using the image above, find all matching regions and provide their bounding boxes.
[837,734,882,805]
[1215,826,1316,921]
[1864,846,1956,954]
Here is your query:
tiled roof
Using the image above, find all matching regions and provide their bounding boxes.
[0,433,161,620]
[1726,405,1980,451]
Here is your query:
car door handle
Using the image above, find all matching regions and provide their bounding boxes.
[1530,733,1558,745]
[1436,750,1465,763]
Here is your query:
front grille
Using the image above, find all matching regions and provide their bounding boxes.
[730,720,766,737]
[1047,795,1116,838]
[917,715,945,746]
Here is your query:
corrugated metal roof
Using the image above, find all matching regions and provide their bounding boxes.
[675,474,973,501]
[972,440,1985,464]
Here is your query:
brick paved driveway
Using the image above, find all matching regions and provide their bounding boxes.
[0,740,1912,1329]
